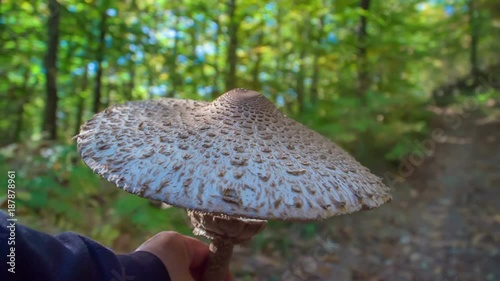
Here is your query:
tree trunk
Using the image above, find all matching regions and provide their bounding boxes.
[224,0,239,92]
[103,81,111,109]
[296,51,306,114]
[199,20,210,97]
[355,0,372,157]
[190,21,199,95]
[469,0,479,84]
[296,23,308,114]
[211,17,221,98]
[13,69,36,142]
[147,68,155,99]
[42,0,60,140]
[275,6,283,100]
[74,67,88,136]
[251,29,264,89]
[92,9,107,113]
[357,0,371,100]
[14,102,25,143]
[126,64,135,100]
[167,14,180,97]
[14,70,32,142]
[310,15,326,105]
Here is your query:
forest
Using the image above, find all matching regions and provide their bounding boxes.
[1,0,499,280]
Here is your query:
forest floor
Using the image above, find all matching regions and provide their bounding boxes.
[231,105,500,281]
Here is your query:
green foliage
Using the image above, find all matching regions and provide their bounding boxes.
[301,223,318,239]
[450,89,500,120]
[298,90,431,161]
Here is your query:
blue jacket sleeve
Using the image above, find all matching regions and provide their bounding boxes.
[0,212,171,281]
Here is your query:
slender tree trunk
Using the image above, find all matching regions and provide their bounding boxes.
[469,0,479,84]
[4,87,17,144]
[14,69,40,143]
[92,9,107,113]
[251,29,264,89]
[355,0,372,158]
[275,6,283,100]
[74,96,85,136]
[168,15,180,97]
[296,50,306,114]
[296,23,308,114]
[310,15,326,105]
[224,0,239,92]
[190,22,199,95]
[14,70,31,142]
[198,19,210,96]
[357,0,371,100]
[14,93,25,143]
[211,17,221,98]
[42,0,60,140]
[103,81,111,109]
[14,102,24,142]
[74,67,88,136]
[0,1,5,38]
[310,56,320,104]
[127,65,135,100]
[147,68,155,99]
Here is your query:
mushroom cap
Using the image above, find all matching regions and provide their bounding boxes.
[76,88,391,221]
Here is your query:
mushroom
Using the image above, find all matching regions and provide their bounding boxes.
[76,88,391,281]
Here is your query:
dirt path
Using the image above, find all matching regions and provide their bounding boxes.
[232,108,500,281]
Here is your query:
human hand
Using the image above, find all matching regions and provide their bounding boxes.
[136,231,232,281]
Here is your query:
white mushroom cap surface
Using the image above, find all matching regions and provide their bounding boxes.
[76,89,391,221]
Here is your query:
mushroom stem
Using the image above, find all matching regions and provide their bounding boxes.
[203,237,234,281]
[188,211,267,280]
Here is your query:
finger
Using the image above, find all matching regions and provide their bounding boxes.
[183,236,211,269]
